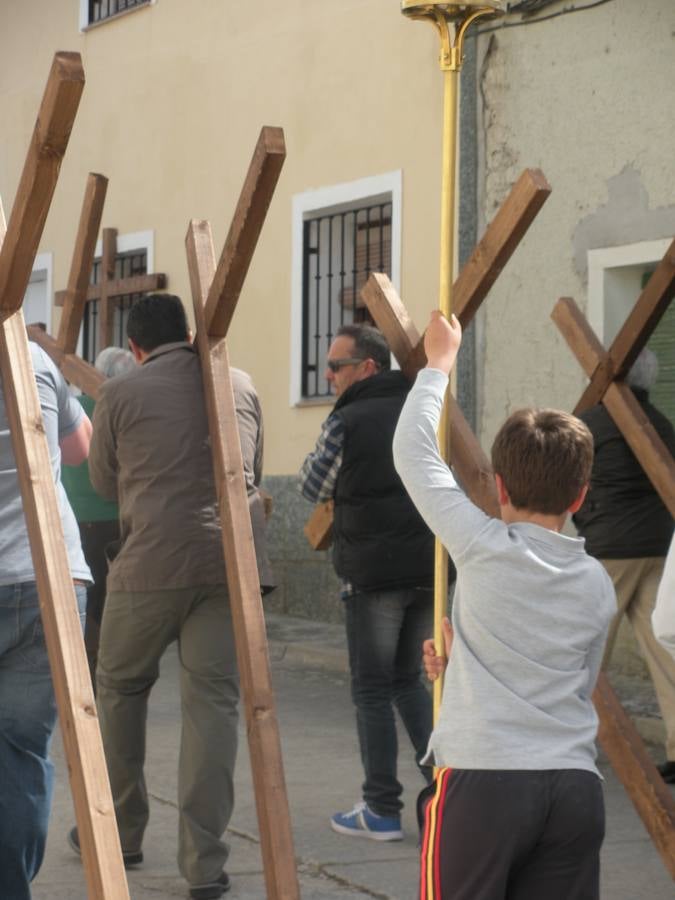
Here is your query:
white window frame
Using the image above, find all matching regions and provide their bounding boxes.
[27,252,54,332]
[587,238,671,345]
[289,170,403,407]
[79,0,155,32]
[77,229,155,356]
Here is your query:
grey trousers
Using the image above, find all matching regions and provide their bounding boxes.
[96,584,239,886]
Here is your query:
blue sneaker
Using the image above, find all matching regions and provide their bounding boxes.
[330,801,403,841]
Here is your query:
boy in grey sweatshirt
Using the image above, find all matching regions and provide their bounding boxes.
[392,311,616,900]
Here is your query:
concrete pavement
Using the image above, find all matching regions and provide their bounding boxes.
[33,613,675,899]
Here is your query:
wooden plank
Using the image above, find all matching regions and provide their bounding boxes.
[575,239,675,413]
[361,273,424,381]
[552,296,675,517]
[304,500,334,551]
[595,674,675,878]
[97,228,117,353]
[57,173,108,354]
[0,53,85,322]
[27,323,66,366]
[55,273,167,306]
[406,168,551,364]
[1,313,129,900]
[204,127,286,338]
[186,219,299,900]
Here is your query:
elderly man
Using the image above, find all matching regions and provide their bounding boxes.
[299,323,439,841]
[68,293,270,900]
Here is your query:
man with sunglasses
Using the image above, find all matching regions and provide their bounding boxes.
[299,323,439,842]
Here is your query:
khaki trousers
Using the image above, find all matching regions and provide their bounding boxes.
[601,557,675,760]
[96,584,239,886]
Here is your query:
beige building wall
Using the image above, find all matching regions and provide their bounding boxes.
[0,0,455,476]
[474,1,675,450]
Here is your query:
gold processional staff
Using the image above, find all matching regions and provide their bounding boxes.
[400,2,506,720]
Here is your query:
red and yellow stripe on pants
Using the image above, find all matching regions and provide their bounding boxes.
[419,767,453,900]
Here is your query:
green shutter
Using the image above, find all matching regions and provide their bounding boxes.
[644,269,675,426]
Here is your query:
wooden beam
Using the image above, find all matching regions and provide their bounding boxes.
[57,173,108,354]
[1,206,129,898]
[406,168,552,366]
[575,238,675,413]
[595,674,675,878]
[0,53,85,323]
[54,273,167,306]
[27,325,105,400]
[304,500,334,551]
[203,127,286,338]
[552,296,675,517]
[186,219,299,900]
[363,273,500,518]
[97,228,118,353]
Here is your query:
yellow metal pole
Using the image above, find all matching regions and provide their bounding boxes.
[400,3,506,722]
[433,64,458,716]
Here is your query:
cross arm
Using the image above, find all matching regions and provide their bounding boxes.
[27,325,105,400]
[203,127,286,338]
[56,173,108,354]
[405,168,551,367]
[54,273,168,306]
[0,53,85,322]
[574,238,675,414]
[552,296,675,517]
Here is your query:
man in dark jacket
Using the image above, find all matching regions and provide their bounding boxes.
[573,348,675,782]
[299,324,439,841]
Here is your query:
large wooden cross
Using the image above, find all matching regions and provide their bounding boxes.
[551,239,675,876]
[0,53,129,900]
[54,226,167,356]
[304,167,552,549]
[185,127,299,900]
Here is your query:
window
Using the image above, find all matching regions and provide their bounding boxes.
[80,0,151,29]
[290,172,402,404]
[587,238,674,424]
[82,248,148,362]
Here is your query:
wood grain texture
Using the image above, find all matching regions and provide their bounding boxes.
[304,500,334,551]
[57,173,108,354]
[186,218,299,900]
[204,127,286,338]
[0,53,84,321]
[27,325,105,400]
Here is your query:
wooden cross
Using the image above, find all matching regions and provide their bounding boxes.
[0,53,129,900]
[304,167,552,549]
[551,240,675,876]
[185,127,299,900]
[54,227,167,357]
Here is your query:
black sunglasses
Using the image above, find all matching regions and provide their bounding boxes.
[326,357,367,373]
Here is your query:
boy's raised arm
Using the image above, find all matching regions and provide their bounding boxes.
[393,311,492,563]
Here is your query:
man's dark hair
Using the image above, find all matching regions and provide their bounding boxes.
[126,293,189,352]
[336,323,391,371]
[491,408,593,515]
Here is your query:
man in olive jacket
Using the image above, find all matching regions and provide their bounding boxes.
[82,293,269,900]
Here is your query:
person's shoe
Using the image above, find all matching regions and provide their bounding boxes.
[330,801,403,841]
[189,872,231,899]
[657,760,675,784]
[67,826,143,869]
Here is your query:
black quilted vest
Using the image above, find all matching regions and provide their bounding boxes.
[332,370,436,592]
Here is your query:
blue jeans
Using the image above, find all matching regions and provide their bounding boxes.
[344,587,434,817]
[0,582,86,900]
